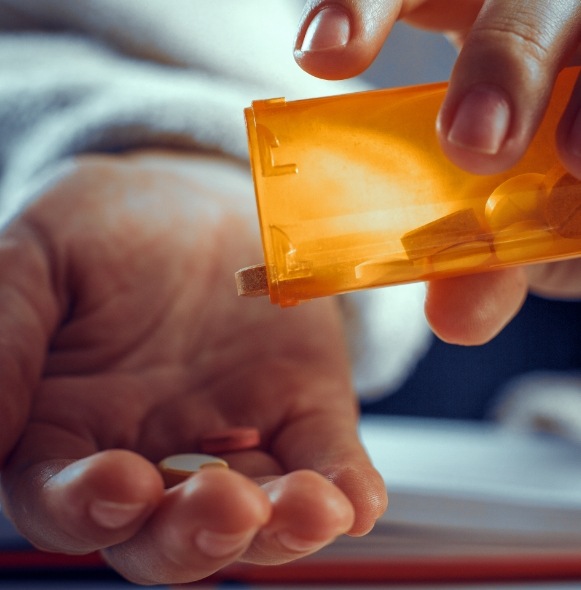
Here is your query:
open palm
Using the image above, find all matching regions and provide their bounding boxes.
[0,150,386,584]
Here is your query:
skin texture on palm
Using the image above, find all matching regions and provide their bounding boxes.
[0,150,386,584]
[293,0,581,344]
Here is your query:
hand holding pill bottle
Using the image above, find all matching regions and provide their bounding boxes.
[238,67,581,307]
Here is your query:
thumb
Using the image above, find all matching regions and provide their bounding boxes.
[293,0,400,80]
[0,223,58,465]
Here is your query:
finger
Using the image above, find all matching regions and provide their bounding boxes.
[242,470,355,565]
[1,450,164,555]
[220,450,284,478]
[293,0,485,80]
[399,0,483,34]
[425,268,529,345]
[557,71,581,177]
[103,469,270,585]
[437,0,581,174]
[0,226,58,465]
[293,0,401,79]
[271,408,387,537]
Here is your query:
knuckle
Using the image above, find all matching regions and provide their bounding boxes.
[471,0,578,74]
[473,16,552,69]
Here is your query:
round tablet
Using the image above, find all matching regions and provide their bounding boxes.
[200,427,261,454]
[485,173,547,231]
[158,453,228,487]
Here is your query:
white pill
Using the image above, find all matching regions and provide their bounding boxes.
[158,453,229,487]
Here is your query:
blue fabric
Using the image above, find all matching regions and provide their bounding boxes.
[362,294,581,420]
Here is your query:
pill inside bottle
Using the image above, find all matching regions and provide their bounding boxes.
[240,67,581,307]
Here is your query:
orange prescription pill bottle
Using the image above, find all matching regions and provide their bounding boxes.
[242,67,581,307]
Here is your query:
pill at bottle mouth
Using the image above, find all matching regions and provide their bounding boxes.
[200,427,261,454]
[158,453,229,487]
[235,264,269,297]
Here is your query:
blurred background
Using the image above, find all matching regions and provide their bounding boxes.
[362,21,456,87]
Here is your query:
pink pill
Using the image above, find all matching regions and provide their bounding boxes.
[200,427,261,454]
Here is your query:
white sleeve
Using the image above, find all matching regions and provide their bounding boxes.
[0,31,268,223]
[0,0,363,222]
[340,285,432,399]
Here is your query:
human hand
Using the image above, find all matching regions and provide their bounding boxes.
[0,150,386,585]
[293,0,581,344]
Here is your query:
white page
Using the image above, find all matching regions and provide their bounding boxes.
[359,416,581,538]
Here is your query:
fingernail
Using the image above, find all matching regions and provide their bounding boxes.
[89,500,147,529]
[300,5,351,52]
[276,531,328,553]
[567,108,581,157]
[447,86,511,155]
[196,530,254,559]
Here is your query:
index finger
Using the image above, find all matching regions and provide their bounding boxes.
[438,0,581,174]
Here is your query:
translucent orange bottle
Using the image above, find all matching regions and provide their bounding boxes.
[239,67,581,307]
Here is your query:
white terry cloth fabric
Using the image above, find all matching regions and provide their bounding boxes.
[340,285,433,399]
[492,371,581,444]
[0,0,431,398]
